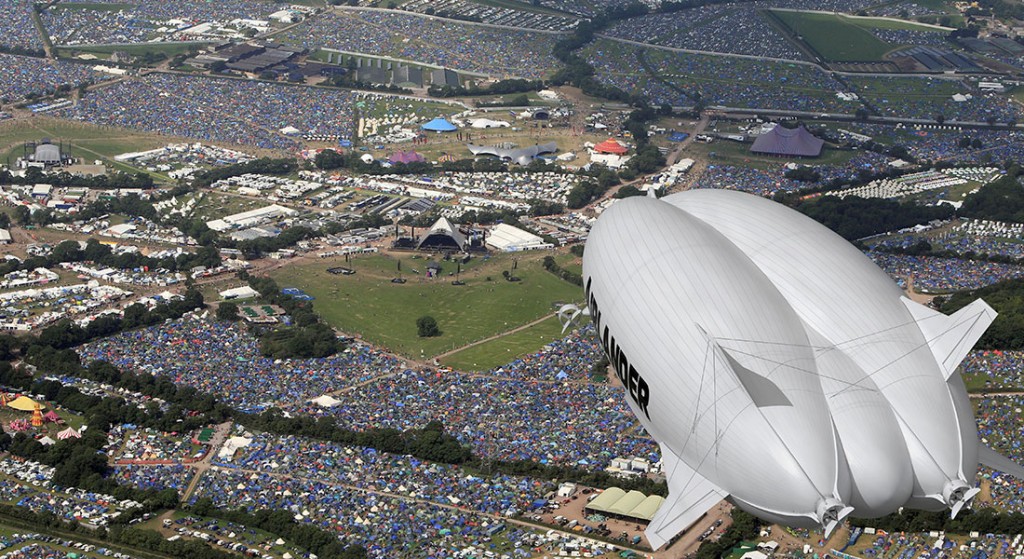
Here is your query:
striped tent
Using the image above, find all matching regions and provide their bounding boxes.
[57,427,81,440]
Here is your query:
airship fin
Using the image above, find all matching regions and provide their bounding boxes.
[900,297,997,379]
[647,445,728,550]
[556,303,590,333]
[978,443,1024,480]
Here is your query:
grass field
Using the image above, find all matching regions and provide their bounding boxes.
[270,251,584,359]
[57,41,210,60]
[439,314,568,371]
[686,138,857,169]
[770,10,940,62]
[0,118,172,179]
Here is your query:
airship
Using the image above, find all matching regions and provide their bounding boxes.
[558,189,1024,550]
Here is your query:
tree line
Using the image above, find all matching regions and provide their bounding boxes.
[244,274,343,358]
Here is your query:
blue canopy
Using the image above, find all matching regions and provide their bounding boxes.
[421,118,457,132]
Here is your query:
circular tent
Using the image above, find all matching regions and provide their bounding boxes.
[594,138,628,155]
[421,118,457,132]
[7,396,43,412]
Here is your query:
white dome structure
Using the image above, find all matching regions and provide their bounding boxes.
[567,189,1024,550]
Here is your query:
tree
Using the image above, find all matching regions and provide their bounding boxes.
[416,315,441,337]
[216,302,240,322]
[314,149,347,170]
[12,206,30,226]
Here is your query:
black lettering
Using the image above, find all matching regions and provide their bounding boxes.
[636,375,650,419]
[588,288,651,419]
[628,364,639,403]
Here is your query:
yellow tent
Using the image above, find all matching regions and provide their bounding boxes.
[8,396,44,412]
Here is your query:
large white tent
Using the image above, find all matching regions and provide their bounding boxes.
[486,223,552,252]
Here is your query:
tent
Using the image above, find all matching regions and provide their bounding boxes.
[389,151,425,164]
[57,427,81,440]
[594,138,628,155]
[421,118,457,132]
[7,396,43,412]
[750,125,824,157]
[311,395,341,407]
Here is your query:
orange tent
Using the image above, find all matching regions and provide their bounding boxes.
[594,138,628,155]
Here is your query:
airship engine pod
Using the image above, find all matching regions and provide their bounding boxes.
[559,189,1024,550]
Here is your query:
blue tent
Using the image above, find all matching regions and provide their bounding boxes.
[421,117,457,132]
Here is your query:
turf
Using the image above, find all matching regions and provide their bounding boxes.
[270,251,585,359]
[439,314,569,371]
[770,10,935,62]
[0,118,173,180]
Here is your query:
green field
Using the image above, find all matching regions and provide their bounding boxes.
[770,10,941,62]
[439,314,570,371]
[0,118,172,179]
[57,41,210,60]
[270,252,584,358]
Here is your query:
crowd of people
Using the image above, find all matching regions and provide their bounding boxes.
[974,395,1024,512]
[867,251,1024,292]
[58,74,357,150]
[0,0,44,53]
[868,219,1024,261]
[40,0,283,46]
[298,367,659,467]
[79,315,657,468]
[962,350,1024,391]
[106,425,204,463]
[847,76,1022,123]
[694,165,809,197]
[0,55,107,104]
[190,467,548,558]
[111,464,194,497]
[79,317,405,413]
[41,6,153,46]
[282,11,560,79]
[219,432,555,516]
[586,40,859,114]
[872,28,948,48]
[603,5,806,60]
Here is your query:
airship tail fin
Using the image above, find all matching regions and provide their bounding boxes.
[647,445,728,550]
[979,443,1024,480]
[556,303,590,333]
[901,297,997,379]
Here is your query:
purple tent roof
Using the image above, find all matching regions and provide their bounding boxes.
[389,151,425,164]
[750,125,824,157]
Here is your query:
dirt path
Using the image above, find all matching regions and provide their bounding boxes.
[181,421,233,502]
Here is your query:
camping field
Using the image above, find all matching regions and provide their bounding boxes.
[269,250,585,360]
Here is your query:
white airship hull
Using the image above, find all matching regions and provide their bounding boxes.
[577,190,1024,550]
